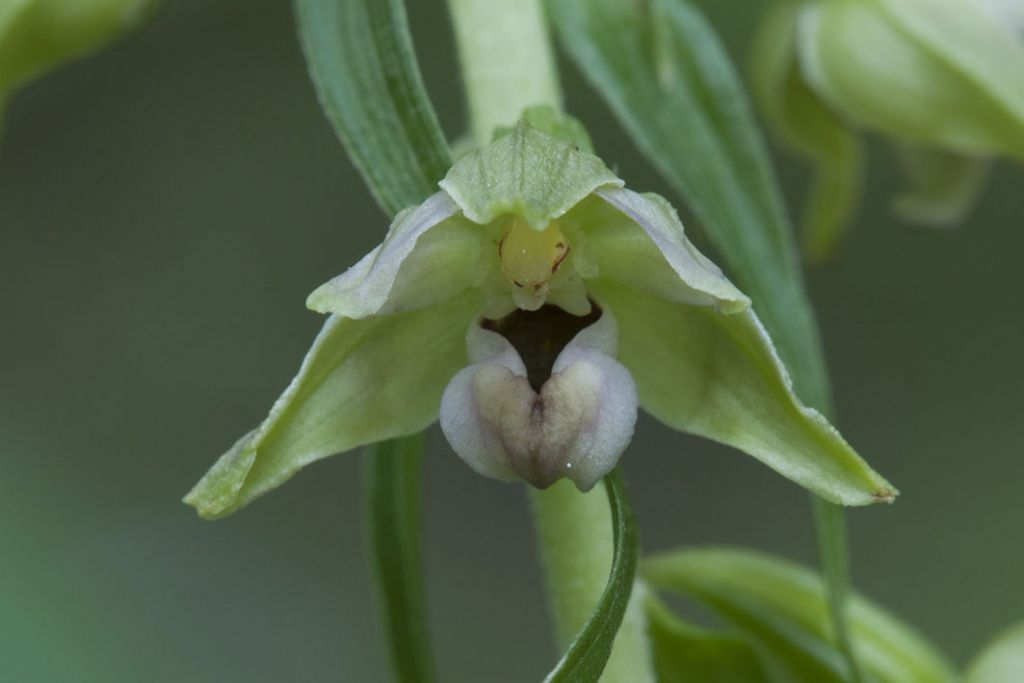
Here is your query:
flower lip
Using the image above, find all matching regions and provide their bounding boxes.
[482,302,602,392]
[440,303,638,491]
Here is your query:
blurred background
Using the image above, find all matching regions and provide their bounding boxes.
[2,0,1022,680]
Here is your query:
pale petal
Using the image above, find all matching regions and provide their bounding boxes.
[307,191,488,317]
[185,291,482,518]
[591,280,895,506]
[972,0,1024,38]
[578,188,749,313]
[440,310,638,491]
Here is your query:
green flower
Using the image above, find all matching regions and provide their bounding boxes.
[751,0,1024,259]
[185,121,894,518]
[0,0,156,129]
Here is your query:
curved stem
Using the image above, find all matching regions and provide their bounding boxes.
[531,480,653,682]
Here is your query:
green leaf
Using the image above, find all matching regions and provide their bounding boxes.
[647,596,770,683]
[544,468,638,682]
[967,622,1024,683]
[183,291,481,518]
[892,145,989,228]
[643,547,958,683]
[365,435,435,683]
[438,120,622,230]
[748,0,864,263]
[590,280,894,506]
[546,0,830,411]
[293,0,452,216]
[798,0,1024,162]
[0,0,156,130]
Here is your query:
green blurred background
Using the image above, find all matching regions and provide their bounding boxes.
[2,1,1021,680]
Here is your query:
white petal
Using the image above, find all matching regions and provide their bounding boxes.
[590,187,750,313]
[439,310,637,491]
[307,191,488,318]
[972,0,1024,38]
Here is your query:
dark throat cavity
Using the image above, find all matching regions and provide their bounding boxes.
[482,303,601,393]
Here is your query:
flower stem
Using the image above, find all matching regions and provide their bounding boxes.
[447,0,562,147]
[812,496,866,682]
[446,0,653,679]
[530,481,653,682]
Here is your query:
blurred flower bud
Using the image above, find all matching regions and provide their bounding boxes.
[798,0,1024,161]
[0,0,157,130]
[749,0,865,262]
[751,0,1024,257]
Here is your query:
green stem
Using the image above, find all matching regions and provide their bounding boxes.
[446,1,653,680]
[447,0,562,146]
[531,480,653,682]
[812,496,865,683]
[366,435,435,683]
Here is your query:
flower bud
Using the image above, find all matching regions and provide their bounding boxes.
[1,0,156,127]
[440,305,637,491]
[798,0,1024,161]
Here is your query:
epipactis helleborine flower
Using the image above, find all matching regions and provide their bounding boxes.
[185,120,894,519]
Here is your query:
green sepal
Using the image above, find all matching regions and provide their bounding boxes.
[0,0,156,130]
[491,105,594,153]
[591,280,895,506]
[438,119,622,229]
[967,622,1024,683]
[184,291,481,518]
[643,547,958,683]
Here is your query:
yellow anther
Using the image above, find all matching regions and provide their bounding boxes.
[499,217,570,292]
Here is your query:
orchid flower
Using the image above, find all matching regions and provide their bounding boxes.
[185,120,893,519]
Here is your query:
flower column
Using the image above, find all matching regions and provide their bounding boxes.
[447,0,655,679]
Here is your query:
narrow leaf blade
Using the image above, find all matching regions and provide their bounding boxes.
[294,0,452,215]
[547,0,829,409]
[544,468,638,682]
